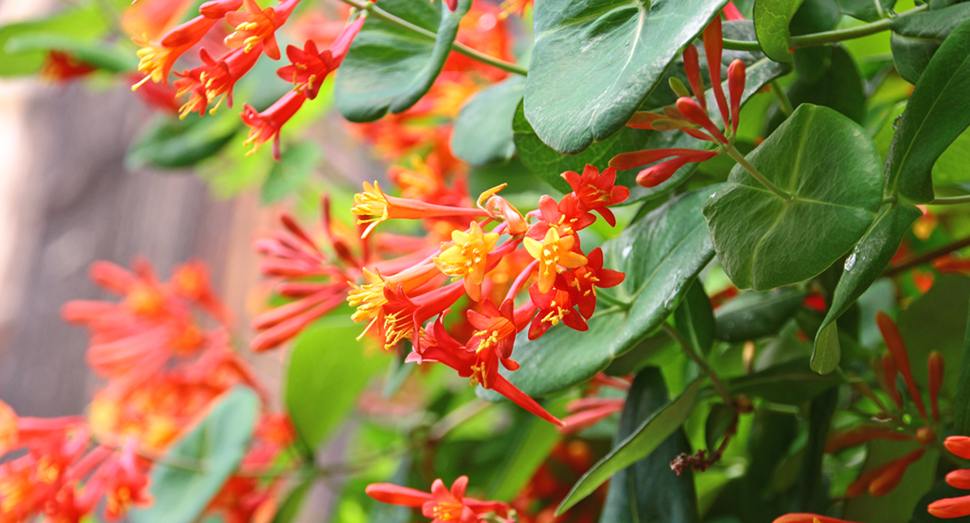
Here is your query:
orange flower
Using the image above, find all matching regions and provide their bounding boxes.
[351,181,488,238]
[241,90,308,160]
[224,0,301,60]
[434,221,500,301]
[523,227,587,294]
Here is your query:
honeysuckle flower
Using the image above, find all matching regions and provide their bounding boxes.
[348,264,441,337]
[773,516,858,523]
[528,283,586,339]
[561,165,630,227]
[78,440,152,520]
[523,226,587,295]
[40,51,96,82]
[561,247,624,319]
[351,181,489,238]
[409,316,562,425]
[366,476,512,523]
[196,45,263,113]
[379,280,466,352]
[876,312,928,420]
[466,299,520,367]
[434,222,499,301]
[928,350,944,424]
[241,90,307,160]
[824,424,914,454]
[224,0,302,60]
[277,15,365,99]
[560,397,625,435]
[132,13,222,88]
[846,448,925,498]
[927,436,970,518]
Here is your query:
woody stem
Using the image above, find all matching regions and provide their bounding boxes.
[338,0,529,76]
[725,145,793,201]
[882,235,970,277]
[662,323,733,404]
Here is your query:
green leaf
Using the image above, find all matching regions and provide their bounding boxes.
[956,293,970,436]
[891,34,941,85]
[704,402,736,452]
[788,388,837,513]
[932,127,970,186]
[130,387,259,523]
[478,186,718,400]
[261,143,320,204]
[599,368,699,523]
[285,319,387,452]
[714,287,806,342]
[703,104,883,290]
[835,0,896,22]
[675,280,716,356]
[487,398,566,501]
[811,204,921,373]
[334,0,472,122]
[559,376,707,514]
[754,0,801,63]
[515,57,788,201]
[891,3,970,41]
[273,480,313,523]
[887,18,970,203]
[451,77,525,166]
[0,5,111,77]
[523,0,729,154]
[126,113,241,170]
[768,46,866,131]
[897,274,970,397]
[843,440,939,523]
[727,358,841,404]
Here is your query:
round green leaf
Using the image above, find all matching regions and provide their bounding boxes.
[727,358,842,404]
[714,287,806,342]
[285,318,387,452]
[835,0,896,22]
[334,0,472,122]
[675,280,716,356]
[702,104,883,291]
[754,0,801,63]
[130,387,259,523]
[126,113,241,170]
[451,77,525,166]
[523,0,728,155]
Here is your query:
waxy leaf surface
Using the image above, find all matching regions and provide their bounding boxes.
[753,0,801,62]
[451,77,525,166]
[558,377,706,514]
[131,387,259,523]
[810,203,921,373]
[714,287,806,342]
[703,104,883,290]
[598,368,698,523]
[523,0,728,154]
[835,0,896,22]
[479,186,718,400]
[887,18,970,203]
[727,358,842,404]
[334,0,471,122]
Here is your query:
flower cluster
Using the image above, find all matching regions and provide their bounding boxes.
[367,476,512,523]
[610,17,747,187]
[131,0,367,159]
[0,260,294,522]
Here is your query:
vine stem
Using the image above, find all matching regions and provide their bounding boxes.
[929,194,970,205]
[725,145,793,201]
[770,80,793,116]
[662,323,733,405]
[882,235,970,277]
[337,0,529,76]
[723,5,928,52]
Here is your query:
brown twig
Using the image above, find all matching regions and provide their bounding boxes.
[882,235,970,278]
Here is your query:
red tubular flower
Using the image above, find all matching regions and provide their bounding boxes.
[241,90,307,160]
[928,438,970,518]
[676,97,729,144]
[528,283,587,339]
[610,147,711,171]
[946,436,970,459]
[682,44,706,112]
[928,350,944,424]
[727,59,745,134]
[199,0,245,18]
[636,150,718,187]
[366,476,512,523]
[409,316,562,425]
[824,424,913,454]
[562,248,624,319]
[40,51,96,82]
[351,181,488,238]
[277,15,365,99]
[466,299,520,369]
[224,0,302,60]
[723,1,744,20]
[197,46,263,113]
[560,165,630,227]
[773,515,859,523]
[560,398,624,435]
[133,15,219,87]
[929,495,970,519]
[948,469,970,489]
[380,280,466,353]
[703,17,730,131]
[876,312,928,420]
[879,353,904,409]
[846,448,925,498]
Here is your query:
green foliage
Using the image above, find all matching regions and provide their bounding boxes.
[599,368,699,523]
[285,319,387,453]
[262,142,321,204]
[131,387,260,523]
[957,296,970,435]
[727,358,842,404]
[835,0,897,22]
[334,0,471,121]
[0,3,113,77]
[451,77,525,166]
[704,104,883,290]
[714,287,806,342]
[674,281,716,356]
[887,18,970,203]
[127,113,242,170]
[523,0,728,154]
[559,377,706,514]
[754,0,802,62]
